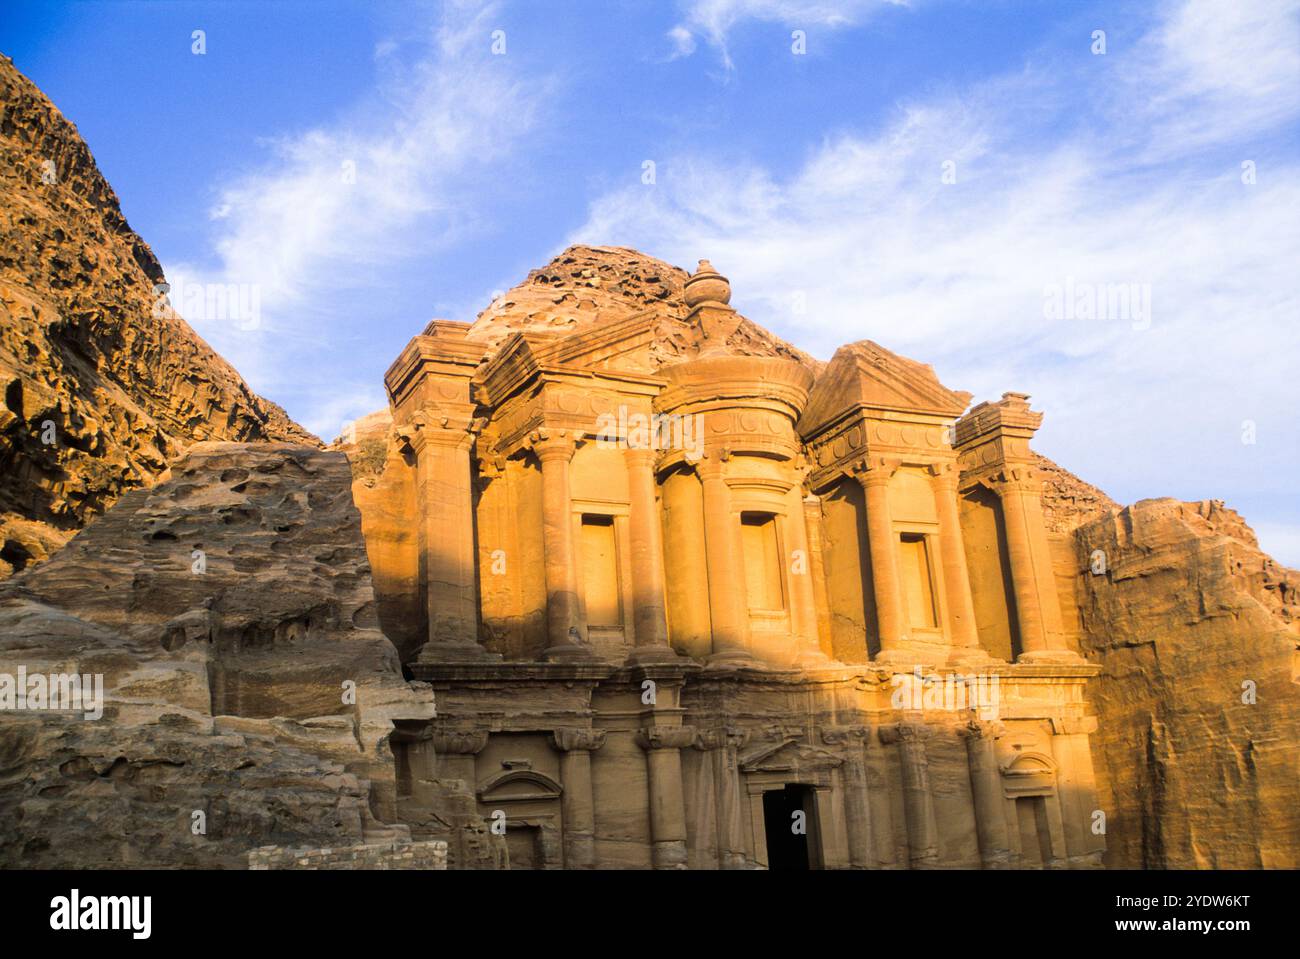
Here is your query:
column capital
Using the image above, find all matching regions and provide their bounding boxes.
[696,449,733,478]
[852,456,902,487]
[927,459,961,486]
[636,725,698,751]
[879,721,934,746]
[551,727,608,753]
[429,728,489,755]
[821,724,871,746]
[984,464,1042,495]
[693,726,749,751]
[397,406,479,455]
[530,428,579,463]
[958,718,1007,741]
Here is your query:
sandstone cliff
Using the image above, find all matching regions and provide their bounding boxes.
[0,443,434,867]
[0,55,316,579]
[1073,499,1300,868]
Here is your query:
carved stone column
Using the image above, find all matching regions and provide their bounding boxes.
[551,727,607,869]
[990,470,1070,661]
[635,725,697,868]
[823,725,874,868]
[959,719,1012,868]
[429,728,489,791]
[534,431,595,661]
[624,447,677,663]
[856,460,908,658]
[696,726,750,869]
[879,721,940,867]
[802,493,834,655]
[930,462,987,664]
[788,483,831,665]
[403,416,495,663]
[952,393,1075,663]
[697,454,754,663]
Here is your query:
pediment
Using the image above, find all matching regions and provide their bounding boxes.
[476,769,564,804]
[798,340,972,439]
[540,309,666,374]
[739,737,845,774]
[476,313,671,404]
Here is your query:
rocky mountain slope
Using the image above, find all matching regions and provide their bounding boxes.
[0,443,441,867]
[0,54,316,579]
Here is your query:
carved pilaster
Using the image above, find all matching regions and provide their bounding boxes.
[551,727,606,869]
[823,725,874,868]
[958,719,1012,867]
[636,725,697,869]
[879,721,940,867]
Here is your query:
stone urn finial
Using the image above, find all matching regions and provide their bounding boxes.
[683,259,731,309]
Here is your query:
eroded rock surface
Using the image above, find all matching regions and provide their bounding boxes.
[467,244,822,372]
[0,55,316,579]
[1074,499,1300,868]
[0,443,439,868]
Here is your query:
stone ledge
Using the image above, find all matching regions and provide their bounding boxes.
[247,839,448,871]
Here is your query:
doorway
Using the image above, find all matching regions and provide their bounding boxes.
[762,784,818,870]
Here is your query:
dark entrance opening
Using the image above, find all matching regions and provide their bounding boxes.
[762,784,817,870]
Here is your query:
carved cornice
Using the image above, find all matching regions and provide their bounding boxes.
[551,727,608,753]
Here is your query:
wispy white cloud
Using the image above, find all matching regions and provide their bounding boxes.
[164,1,545,437]
[579,0,1300,563]
[667,0,910,67]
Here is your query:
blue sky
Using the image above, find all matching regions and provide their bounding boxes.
[2,0,1298,565]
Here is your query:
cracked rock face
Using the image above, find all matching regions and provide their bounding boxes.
[1074,499,1300,868]
[0,443,432,868]
[0,55,317,580]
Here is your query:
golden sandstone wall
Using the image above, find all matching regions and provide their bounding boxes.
[337,245,1296,870]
